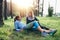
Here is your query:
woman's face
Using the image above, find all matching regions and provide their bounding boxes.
[28,12,32,17]
[18,16,22,21]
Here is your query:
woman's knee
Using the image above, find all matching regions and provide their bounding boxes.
[33,21,38,23]
[33,21,39,27]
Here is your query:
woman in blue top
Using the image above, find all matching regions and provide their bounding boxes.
[14,16,57,36]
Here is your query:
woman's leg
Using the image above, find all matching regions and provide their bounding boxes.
[33,21,57,36]
[26,22,34,29]
[26,21,57,36]
[25,21,50,32]
[33,21,51,32]
[38,22,49,30]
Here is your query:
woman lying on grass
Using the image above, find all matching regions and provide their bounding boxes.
[14,16,57,37]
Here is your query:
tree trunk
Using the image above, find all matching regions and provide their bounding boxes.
[37,0,40,16]
[10,0,13,19]
[41,0,44,17]
[0,0,4,25]
[4,0,7,20]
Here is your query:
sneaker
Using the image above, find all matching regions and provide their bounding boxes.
[49,29,57,36]
[41,31,49,37]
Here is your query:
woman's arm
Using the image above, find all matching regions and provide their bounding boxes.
[35,17,39,21]
[26,17,28,24]
[35,17,41,26]
[14,22,21,31]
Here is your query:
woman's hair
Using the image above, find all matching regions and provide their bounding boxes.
[14,16,20,22]
[28,11,34,18]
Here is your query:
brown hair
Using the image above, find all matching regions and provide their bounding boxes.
[14,16,20,22]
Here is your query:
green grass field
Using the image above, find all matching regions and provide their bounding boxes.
[0,17,60,40]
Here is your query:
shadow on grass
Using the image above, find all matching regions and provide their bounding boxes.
[9,29,41,40]
[9,29,60,40]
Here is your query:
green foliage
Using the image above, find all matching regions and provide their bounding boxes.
[48,7,53,17]
[0,17,60,40]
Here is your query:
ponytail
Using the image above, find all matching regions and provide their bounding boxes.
[14,16,20,22]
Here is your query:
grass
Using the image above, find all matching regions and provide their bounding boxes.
[0,17,60,40]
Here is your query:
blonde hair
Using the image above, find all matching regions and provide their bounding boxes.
[27,10,34,18]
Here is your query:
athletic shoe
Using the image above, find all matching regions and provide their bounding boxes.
[49,29,57,36]
[41,31,49,37]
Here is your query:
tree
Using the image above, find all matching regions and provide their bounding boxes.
[10,0,13,18]
[33,0,40,16]
[55,0,57,15]
[41,0,44,17]
[0,0,4,25]
[4,0,8,20]
[37,0,40,16]
[48,6,53,17]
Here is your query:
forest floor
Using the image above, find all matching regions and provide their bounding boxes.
[0,17,60,40]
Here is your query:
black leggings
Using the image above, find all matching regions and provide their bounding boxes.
[38,22,49,30]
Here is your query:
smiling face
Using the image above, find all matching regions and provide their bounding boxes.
[28,11,32,17]
[18,16,22,21]
[28,11,34,18]
[15,16,22,21]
